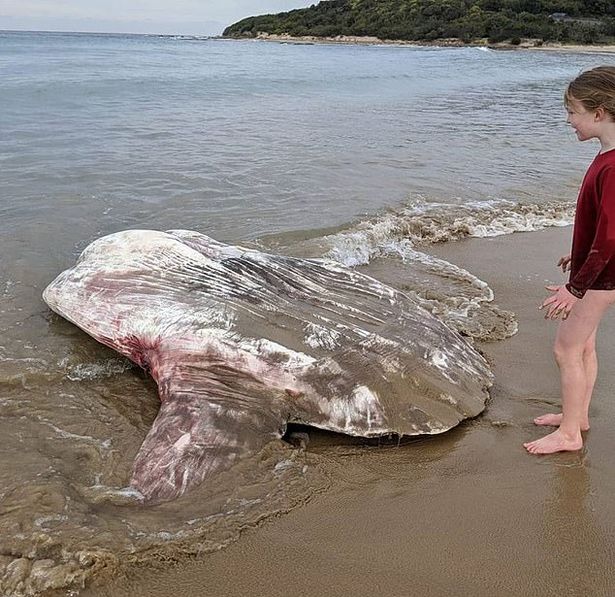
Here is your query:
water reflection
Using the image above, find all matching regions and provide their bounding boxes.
[543,456,614,596]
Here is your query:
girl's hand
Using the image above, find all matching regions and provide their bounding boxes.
[540,285,578,320]
[557,254,572,273]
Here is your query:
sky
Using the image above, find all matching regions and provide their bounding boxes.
[0,1,316,36]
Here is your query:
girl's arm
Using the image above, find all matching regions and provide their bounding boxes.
[557,254,572,273]
[568,166,615,297]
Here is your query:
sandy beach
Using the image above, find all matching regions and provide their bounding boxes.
[250,32,615,54]
[81,225,615,597]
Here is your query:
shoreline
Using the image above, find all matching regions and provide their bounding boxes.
[225,32,615,54]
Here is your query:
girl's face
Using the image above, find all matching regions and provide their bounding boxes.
[566,98,600,142]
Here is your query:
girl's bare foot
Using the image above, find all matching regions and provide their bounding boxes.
[533,413,590,431]
[523,429,583,454]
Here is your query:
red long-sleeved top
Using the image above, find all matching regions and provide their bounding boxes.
[568,149,615,297]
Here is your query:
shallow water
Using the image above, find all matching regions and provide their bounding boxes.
[0,31,608,594]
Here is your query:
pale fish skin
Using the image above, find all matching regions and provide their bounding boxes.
[43,230,492,502]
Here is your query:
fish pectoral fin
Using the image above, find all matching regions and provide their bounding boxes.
[130,392,285,502]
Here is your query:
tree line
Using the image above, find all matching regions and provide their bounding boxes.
[222,0,615,44]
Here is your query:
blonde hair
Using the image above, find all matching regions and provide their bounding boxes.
[565,66,615,120]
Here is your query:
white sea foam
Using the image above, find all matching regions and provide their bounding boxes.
[323,198,574,267]
[37,416,113,449]
[310,198,557,342]
[64,358,134,381]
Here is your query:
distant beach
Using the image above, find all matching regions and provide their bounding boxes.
[250,31,615,53]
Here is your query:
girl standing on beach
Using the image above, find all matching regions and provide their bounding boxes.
[525,66,615,455]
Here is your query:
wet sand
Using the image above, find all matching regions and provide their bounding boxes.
[84,226,615,597]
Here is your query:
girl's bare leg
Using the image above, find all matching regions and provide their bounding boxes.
[533,328,597,431]
[525,290,615,454]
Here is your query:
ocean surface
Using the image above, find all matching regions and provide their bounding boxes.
[0,30,609,595]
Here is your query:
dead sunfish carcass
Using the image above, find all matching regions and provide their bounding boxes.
[43,229,492,502]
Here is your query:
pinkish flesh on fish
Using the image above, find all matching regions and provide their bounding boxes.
[43,230,492,502]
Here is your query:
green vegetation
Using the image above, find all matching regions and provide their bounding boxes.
[222,0,615,44]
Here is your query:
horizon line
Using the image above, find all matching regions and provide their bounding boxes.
[0,28,228,37]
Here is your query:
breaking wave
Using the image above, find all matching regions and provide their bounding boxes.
[322,198,574,266]
[267,198,574,342]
